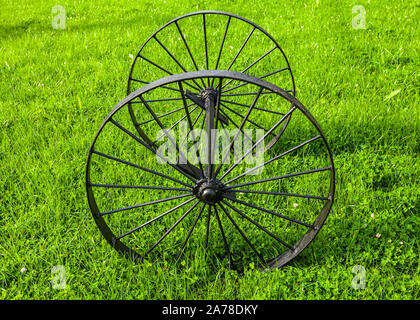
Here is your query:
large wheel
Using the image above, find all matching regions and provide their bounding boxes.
[127,11,296,150]
[86,70,335,269]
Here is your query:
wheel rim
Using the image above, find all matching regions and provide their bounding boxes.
[86,70,335,269]
[127,11,296,150]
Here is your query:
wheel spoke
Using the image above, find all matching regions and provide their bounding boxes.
[218,202,266,266]
[262,67,291,80]
[218,118,231,144]
[144,200,200,256]
[153,35,203,90]
[91,150,193,188]
[220,102,274,135]
[214,87,264,178]
[218,108,255,145]
[240,46,277,73]
[220,99,285,116]
[222,91,275,97]
[139,95,197,173]
[224,135,322,185]
[114,197,196,241]
[214,78,223,130]
[99,193,193,217]
[197,107,207,141]
[129,78,180,93]
[221,200,294,250]
[136,104,192,126]
[89,183,191,192]
[138,54,176,75]
[175,202,207,261]
[225,166,332,190]
[226,189,329,201]
[226,27,256,71]
[204,205,211,248]
[222,67,290,94]
[109,118,197,182]
[139,55,200,92]
[179,108,204,146]
[179,81,205,177]
[202,13,209,87]
[151,105,200,145]
[219,106,297,181]
[223,194,314,229]
[211,16,231,87]
[131,97,184,104]
[213,205,234,265]
[222,46,277,89]
[209,78,224,179]
[174,20,206,88]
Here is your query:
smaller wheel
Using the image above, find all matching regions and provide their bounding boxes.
[126,11,296,151]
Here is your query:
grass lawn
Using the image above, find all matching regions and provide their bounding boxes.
[0,0,419,300]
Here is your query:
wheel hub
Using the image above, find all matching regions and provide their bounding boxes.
[199,87,218,101]
[193,178,224,204]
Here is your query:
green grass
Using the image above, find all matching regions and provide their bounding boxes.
[0,0,419,300]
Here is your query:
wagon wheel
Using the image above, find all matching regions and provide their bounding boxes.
[86,70,335,269]
[127,11,295,151]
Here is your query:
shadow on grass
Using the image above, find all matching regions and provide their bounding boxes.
[0,15,153,40]
[267,116,418,157]
[87,117,417,274]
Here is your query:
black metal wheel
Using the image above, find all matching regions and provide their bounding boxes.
[127,11,295,150]
[86,70,335,269]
